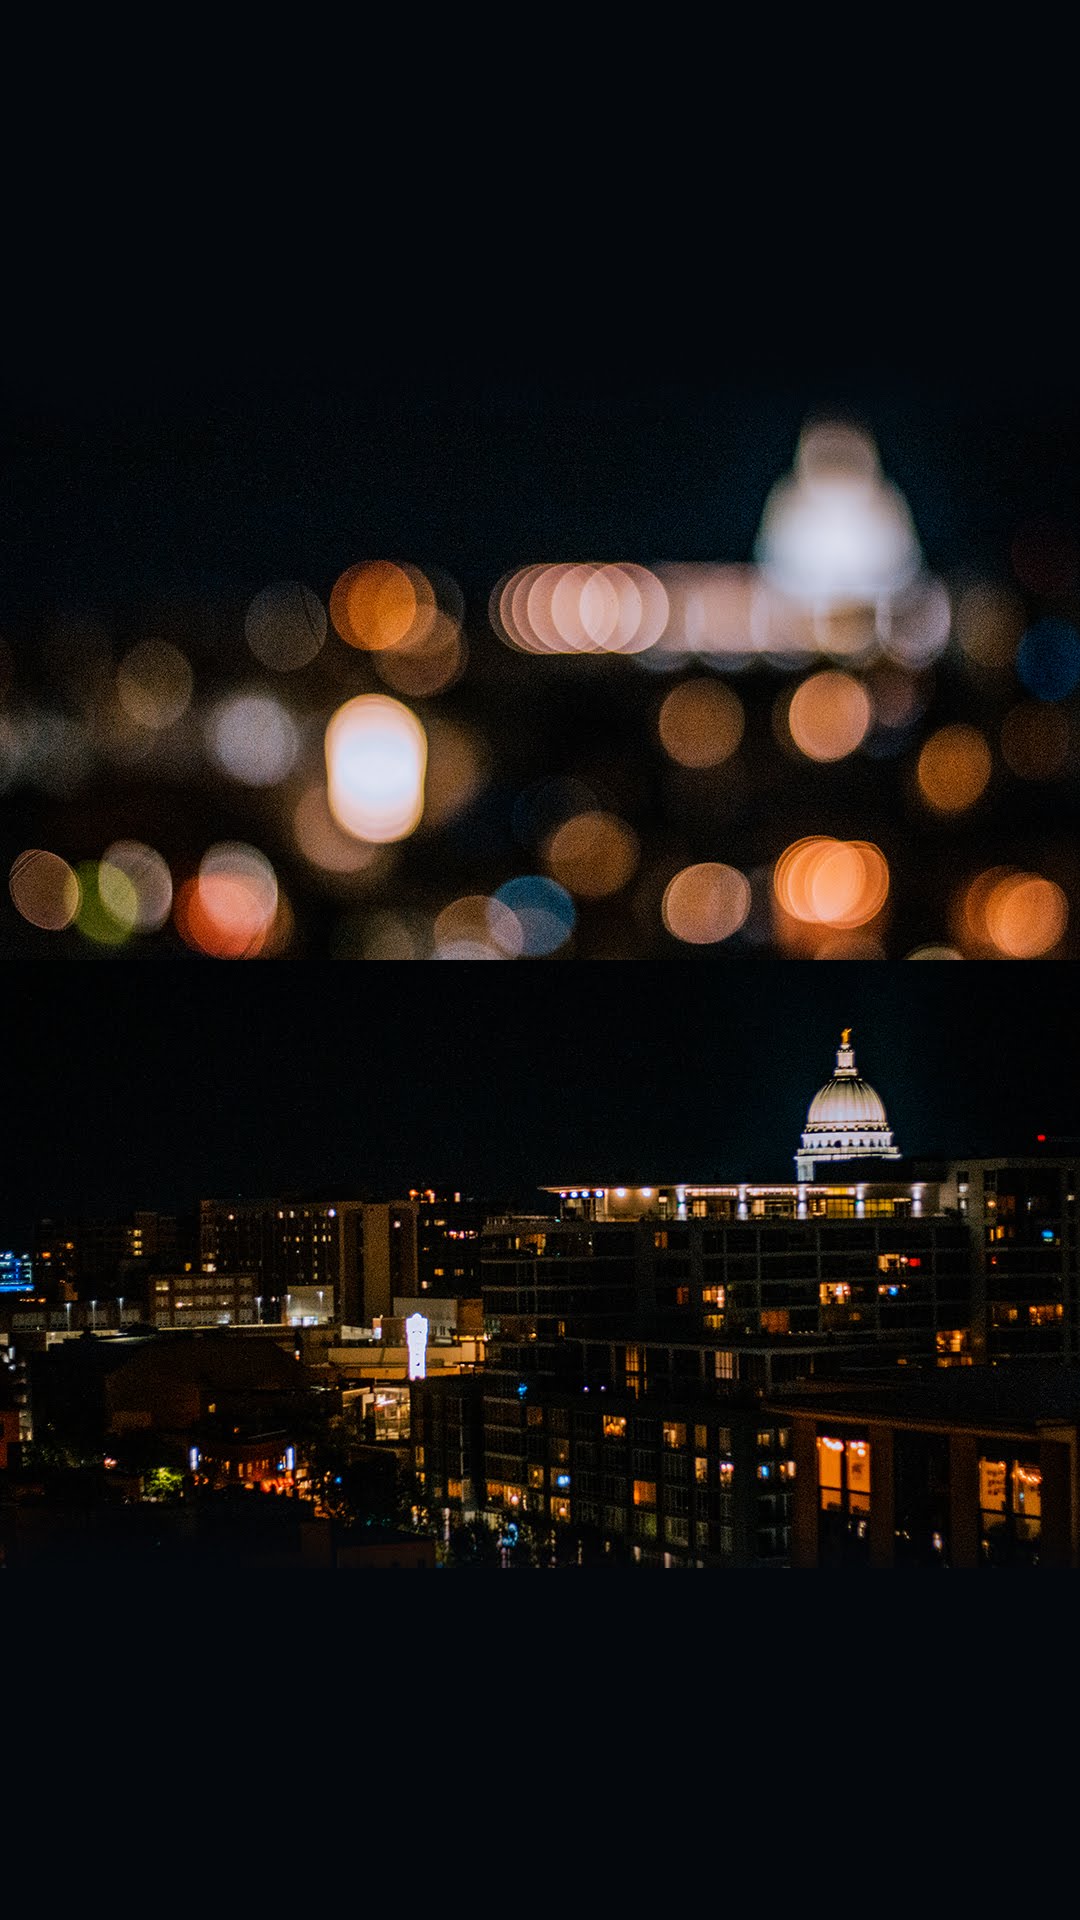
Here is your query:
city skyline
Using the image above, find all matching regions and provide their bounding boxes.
[5,960,1077,1236]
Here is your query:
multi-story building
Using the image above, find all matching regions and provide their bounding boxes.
[936,1157,1079,1365]
[410,1372,486,1525]
[470,1031,1077,1566]
[199,1198,365,1323]
[30,1212,191,1301]
[769,1365,1080,1568]
[405,1189,489,1296]
[199,1193,493,1328]
[148,1268,260,1328]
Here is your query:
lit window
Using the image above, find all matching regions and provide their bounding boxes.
[632,1480,656,1508]
[663,1422,687,1450]
[603,1415,628,1439]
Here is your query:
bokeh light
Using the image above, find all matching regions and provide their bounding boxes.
[352,912,423,961]
[773,837,889,930]
[208,692,299,787]
[954,583,1025,673]
[75,861,134,946]
[1000,702,1070,780]
[983,872,1068,957]
[1015,618,1080,702]
[492,877,576,955]
[325,695,427,843]
[330,560,435,652]
[916,724,992,812]
[785,669,872,761]
[9,849,80,930]
[662,863,751,943]
[432,895,524,959]
[878,578,952,668]
[176,843,279,958]
[657,679,744,767]
[652,565,760,660]
[244,582,327,672]
[543,811,640,899]
[99,841,174,932]
[115,640,193,730]
[495,563,667,653]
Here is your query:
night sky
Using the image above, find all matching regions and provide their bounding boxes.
[4,961,1077,1236]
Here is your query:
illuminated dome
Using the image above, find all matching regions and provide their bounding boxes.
[795,1030,901,1180]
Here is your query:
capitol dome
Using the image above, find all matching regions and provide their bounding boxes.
[806,1075,888,1131]
[795,1031,901,1180]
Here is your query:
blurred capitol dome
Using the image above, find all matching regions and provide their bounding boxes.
[795,1029,901,1180]
[755,421,922,612]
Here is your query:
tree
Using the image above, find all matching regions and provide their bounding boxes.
[143,1466,183,1502]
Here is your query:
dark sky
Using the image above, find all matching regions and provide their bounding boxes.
[3,960,1077,1235]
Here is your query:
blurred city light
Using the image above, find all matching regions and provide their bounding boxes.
[543,811,639,899]
[9,849,81,930]
[663,863,751,944]
[175,844,279,958]
[325,694,427,843]
[2,416,1078,958]
[433,894,524,960]
[492,877,576,955]
[209,692,299,787]
[115,640,193,731]
[658,679,744,766]
[784,670,873,762]
[916,724,993,812]
[99,841,174,932]
[244,581,327,672]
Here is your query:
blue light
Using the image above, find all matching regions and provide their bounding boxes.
[492,876,576,956]
[556,1473,570,1488]
[1017,619,1080,702]
[1041,1229,1056,1242]
[0,1251,33,1293]
[517,1382,528,1398]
